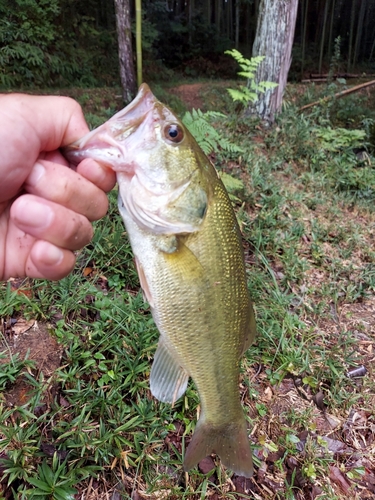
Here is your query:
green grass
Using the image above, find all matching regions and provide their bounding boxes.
[1,82,375,499]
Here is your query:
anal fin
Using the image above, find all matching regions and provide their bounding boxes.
[150,337,189,405]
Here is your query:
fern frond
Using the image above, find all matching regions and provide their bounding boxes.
[257,81,279,91]
[219,138,244,153]
[238,71,256,79]
[182,109,243,155]
[225,50,277,108]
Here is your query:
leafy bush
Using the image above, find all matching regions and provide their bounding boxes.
[314,126,366,151]
[0,0,118,88]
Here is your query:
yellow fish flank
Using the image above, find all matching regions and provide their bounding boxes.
[63,84,256,477]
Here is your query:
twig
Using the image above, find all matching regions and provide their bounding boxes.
[299,79,375,111]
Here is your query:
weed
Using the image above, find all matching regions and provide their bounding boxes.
[0,353,34,391]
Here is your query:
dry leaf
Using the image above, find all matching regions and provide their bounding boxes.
[198,456,215,475]
[83,267,93,276]
[12,318,35,335]
[329,465,352,493]
[325,413,342,429]
[264,386,273,401]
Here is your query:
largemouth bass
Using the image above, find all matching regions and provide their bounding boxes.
[63,84,256,477]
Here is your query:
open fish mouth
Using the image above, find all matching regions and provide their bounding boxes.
[62,84,157,169]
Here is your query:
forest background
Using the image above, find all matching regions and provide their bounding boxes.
[1,0,375,90]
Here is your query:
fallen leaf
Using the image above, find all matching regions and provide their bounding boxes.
[83,267,93,276]
[198,456,215,475]
[40,443,69,461]
[59,396,70,408]
[329,465,352,493]
[264,386,273,401]
[10,278,33,298]
[198,456,216,485]
[232,475,253,493]
[325,413,342,429]
[313,390,326,412]
[12,318,35,335]
[321,436,349,454]
[257,461,267,481]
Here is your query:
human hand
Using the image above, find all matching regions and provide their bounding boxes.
[0,94,116,281]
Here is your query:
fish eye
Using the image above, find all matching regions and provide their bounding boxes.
[164,124,184,144]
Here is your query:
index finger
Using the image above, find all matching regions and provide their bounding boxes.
[0,94,89,201]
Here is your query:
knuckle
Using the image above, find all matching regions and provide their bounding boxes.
[64,214,93,249]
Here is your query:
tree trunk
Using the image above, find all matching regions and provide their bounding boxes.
[114,0,137,103]
[245,2,252,54]
[235,0,240,49]
[226,0,233,40]
[370,36,375,62]
[135,0,142,87]
[301,0,309,78]
[327,0,335,60]
[347,0,357,71]
[188,0,194,44]
[353,0,367,66]
[206,0,211,25]
[250,0,298,122]
[318,0,330,74]
[215,0,221,34]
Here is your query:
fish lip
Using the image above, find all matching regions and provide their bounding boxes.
[62,83,157,167]
[118,83,156,123]
[105,83,157,132]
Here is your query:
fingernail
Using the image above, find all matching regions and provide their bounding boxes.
[15,198,54,229]
[26,162,45,186]
[39,243,64,266]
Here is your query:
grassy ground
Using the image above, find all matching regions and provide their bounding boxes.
[1,80,375,499]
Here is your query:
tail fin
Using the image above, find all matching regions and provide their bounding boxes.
[183,416,253,478]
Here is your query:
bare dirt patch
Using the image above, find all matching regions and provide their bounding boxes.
[169,83,205,110]
[1,319,62,407]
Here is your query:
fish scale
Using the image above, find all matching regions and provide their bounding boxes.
[63,83,256,477]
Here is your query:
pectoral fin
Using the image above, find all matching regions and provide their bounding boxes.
[150,337,189,405]
[163,239,205,282]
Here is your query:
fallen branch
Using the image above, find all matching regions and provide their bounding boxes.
[299,79,375,111]
[301,78,329,83]
[309,72,375,79]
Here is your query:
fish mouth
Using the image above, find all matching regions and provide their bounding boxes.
[62,84,157,169]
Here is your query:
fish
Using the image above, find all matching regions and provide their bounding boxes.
[63,84,256,477]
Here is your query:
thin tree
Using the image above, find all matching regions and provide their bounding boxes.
[250,0,299,122]
[327,0,336,61]
[301,0,309,78]
[353,0,367,67]
[235,0,240,48]
[347,0,357,71]
[114,0,137,102]
[318,0,330,74]
[215,0,221,34]
[135,0,142,87]
[370,40,375,61]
